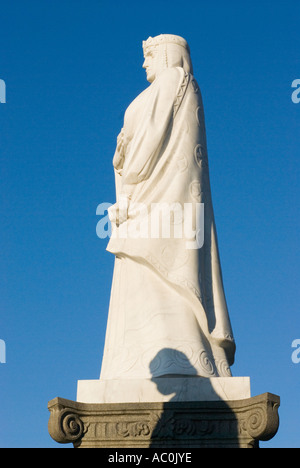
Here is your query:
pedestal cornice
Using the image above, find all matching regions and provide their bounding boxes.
[48,392,280,448]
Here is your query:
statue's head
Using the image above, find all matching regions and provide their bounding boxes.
[142,34,193,83]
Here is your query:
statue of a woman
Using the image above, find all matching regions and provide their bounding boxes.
[100,34,235,381]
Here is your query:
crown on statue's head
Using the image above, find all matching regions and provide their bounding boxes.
[143,34,189,55]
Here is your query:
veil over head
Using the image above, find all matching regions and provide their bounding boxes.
[143,34,193,75]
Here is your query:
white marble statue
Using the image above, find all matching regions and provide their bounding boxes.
[99,34,235,381]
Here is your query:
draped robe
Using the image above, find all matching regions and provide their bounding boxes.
[100,67,235,380]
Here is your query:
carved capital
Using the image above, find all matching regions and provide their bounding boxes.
[48,398,85,445]
[48,392,280,448]
[240,394,280,442]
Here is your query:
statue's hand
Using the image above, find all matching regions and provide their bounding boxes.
[108,194,130,226]
[108,203,118,226]
[118,194,130,224]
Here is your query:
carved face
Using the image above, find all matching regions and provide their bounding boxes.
[143,43,193,83]
[142,47,158,83]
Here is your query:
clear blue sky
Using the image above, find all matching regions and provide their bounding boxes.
[1,0,299,448]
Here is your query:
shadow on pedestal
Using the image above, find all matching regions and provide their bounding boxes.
[48,349,280,448]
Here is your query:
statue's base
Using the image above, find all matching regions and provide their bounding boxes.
[48,392,280,448]
[77,377,251,403]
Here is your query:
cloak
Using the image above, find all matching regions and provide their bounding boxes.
[101,67,235,379]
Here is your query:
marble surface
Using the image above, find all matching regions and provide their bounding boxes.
[77,376,251,403]
[99,34,235,385]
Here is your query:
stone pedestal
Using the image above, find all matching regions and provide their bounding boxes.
[48,392,279,448]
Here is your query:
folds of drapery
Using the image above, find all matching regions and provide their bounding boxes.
[107,66,235,367]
